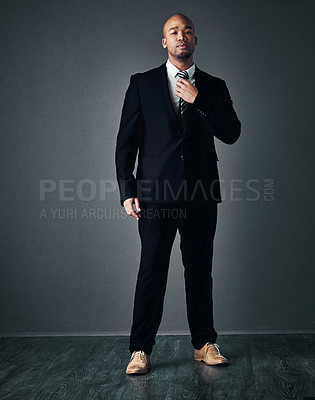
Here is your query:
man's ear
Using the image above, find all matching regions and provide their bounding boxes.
[161,38,167,48]
[195,36,198,46]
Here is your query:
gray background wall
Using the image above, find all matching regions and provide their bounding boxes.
[1,0,314,336]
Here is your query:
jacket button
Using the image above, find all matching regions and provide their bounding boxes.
[181,155,184,160]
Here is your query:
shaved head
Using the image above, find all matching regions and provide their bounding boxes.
[161,13,197,68]
[162,13,195,38]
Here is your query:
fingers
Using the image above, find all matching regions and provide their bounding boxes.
[134,198,141,213]
[176,80,186,91]
[175,81,198,103]
[175,83,184,97]
[176,78,189,85]
[123,198,140,220]
[176,79,190,97]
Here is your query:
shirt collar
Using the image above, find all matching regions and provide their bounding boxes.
[166,59,195,79]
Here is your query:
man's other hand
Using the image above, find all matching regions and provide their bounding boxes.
[123,198,141,220]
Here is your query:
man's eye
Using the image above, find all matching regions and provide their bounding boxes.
[171,32,176,35]
[185,31,192,34]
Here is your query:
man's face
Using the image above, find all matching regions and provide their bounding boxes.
[162,16,197,60]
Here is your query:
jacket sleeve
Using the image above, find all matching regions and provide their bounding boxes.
[191,79,241,145]
[115,75,141,206]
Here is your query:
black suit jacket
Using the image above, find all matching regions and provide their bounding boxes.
[115,61,241,206]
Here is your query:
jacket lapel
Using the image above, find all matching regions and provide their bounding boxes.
[157,62,181,129]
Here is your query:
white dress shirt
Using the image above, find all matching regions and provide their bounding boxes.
[166,59,196,113]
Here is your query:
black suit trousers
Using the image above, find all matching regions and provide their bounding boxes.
[129,201,218,355]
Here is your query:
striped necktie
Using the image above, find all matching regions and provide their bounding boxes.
[176,70,189,127]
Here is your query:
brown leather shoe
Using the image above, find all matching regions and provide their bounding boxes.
[194,342,228,365]
[126,351,151,374]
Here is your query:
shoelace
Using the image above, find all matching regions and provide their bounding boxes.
[205,342,221,355]
[130,350,146,363]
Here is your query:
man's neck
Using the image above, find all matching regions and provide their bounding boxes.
[168,56,194,71]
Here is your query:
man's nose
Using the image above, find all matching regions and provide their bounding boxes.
[177,32,186,41]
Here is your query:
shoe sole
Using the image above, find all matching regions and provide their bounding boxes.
[194,357,228,366]
[126,365,151,375]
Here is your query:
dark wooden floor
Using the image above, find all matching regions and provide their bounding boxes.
[0,334,314,400]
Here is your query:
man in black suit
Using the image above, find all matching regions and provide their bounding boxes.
[115,13,241,374]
